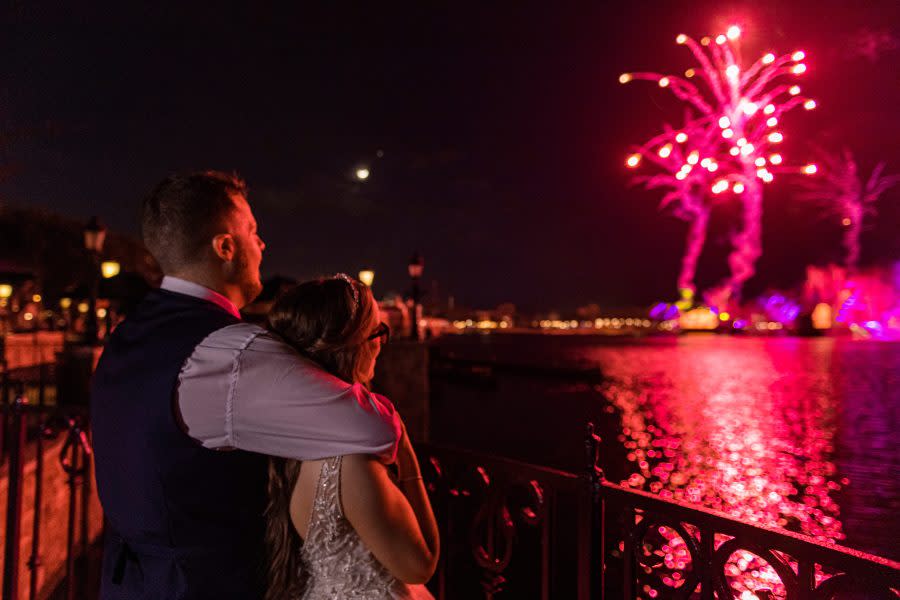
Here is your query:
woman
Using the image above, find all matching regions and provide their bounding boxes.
[264,275,439,599]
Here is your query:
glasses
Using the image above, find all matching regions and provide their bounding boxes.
[367,322,391,343]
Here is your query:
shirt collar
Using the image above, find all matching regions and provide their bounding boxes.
[160,276,241,319]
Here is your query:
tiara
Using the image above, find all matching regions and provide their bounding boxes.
[334,273,360,317]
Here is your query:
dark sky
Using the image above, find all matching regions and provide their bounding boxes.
[2,1,899,311]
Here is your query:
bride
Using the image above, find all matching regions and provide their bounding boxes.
[263,275,438,599]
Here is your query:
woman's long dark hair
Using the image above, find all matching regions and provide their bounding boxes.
[262,276,379,600]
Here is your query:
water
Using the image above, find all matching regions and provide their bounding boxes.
[430,333,899,562]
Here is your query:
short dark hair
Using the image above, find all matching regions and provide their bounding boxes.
[141,171,247,272]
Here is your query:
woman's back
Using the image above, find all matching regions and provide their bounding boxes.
[292,456,433,599]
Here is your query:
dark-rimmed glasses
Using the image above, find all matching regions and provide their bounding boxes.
[367,322,391,343]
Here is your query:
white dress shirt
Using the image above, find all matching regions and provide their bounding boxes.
[162,277,400,462]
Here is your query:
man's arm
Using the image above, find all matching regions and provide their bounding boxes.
[176,323,401,461]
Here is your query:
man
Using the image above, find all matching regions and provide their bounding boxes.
[91,172,400,599]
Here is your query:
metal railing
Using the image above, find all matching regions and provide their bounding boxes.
[417,423,900,599]
[1,364,94,600]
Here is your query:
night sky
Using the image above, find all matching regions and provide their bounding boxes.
[2,1,899,311]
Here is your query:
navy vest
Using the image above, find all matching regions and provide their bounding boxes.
[91,289,268,600]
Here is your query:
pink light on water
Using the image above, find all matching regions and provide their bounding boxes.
[621,28,818,309]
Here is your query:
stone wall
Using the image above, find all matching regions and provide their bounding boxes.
[3,332,65,370]
[0,434,103,599]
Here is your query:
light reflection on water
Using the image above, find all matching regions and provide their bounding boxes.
[431,334,899,594]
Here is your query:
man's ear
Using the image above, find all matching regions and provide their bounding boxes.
[211,233,236,262]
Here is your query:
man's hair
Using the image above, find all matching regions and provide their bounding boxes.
[141,171,247,273]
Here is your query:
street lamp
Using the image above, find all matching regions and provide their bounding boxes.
[355,167,370,181]
[83,216,107,343]
[358,270,375,287]
[101,261,121,279]
[408,252,424,341]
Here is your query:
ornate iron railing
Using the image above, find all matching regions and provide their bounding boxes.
[417,423,900,599]
[1,363,94,600]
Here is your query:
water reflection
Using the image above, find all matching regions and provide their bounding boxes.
[589,337,897,597]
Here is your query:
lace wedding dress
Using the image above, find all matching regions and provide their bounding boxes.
[298,456,434,600]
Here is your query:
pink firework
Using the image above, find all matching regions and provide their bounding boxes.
[800,149,899,273]
[622,26,818,308]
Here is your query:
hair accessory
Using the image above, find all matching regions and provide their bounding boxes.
[334,273,360,316]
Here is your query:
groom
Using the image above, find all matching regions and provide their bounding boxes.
[91,171,401,599]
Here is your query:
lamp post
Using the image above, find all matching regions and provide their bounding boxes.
[83,216,107,344]
[408,252,424,341]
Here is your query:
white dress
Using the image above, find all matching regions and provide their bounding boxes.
[298,456,435,600]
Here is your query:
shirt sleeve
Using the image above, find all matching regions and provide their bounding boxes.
[176,323,401,462]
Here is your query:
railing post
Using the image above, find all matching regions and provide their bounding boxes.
[2,391,28,600]
[28,422,50,600]
[60,416,92,600]
[699,526,714,600]
[583,423,605,600]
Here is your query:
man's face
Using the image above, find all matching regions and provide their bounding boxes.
[225,194,266,307]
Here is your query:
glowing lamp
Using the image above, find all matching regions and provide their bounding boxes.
[700,36,711,46]
[763,104,776,115]
[687,151,699,165]
[804,99,817,110]
[658,77,670,88]
[842,217,852,226]
[726,64,740,79]
[722,128,734,139]
[101,261,121,279]
[715,34,727,45]
[736,137,747,147]
[789,85,801,95]
[729,147,741,156]
[757,168,769,178]
[769,154,783,165]
[755,157,766,167]
[726,26,741,40]
[700,158,711,167]
[685,68,696,78]
[762,53,776,64]
[626,154,641,168]
[675,171,688,181]
[32,294,42,303]
[77,302,89,314]
[0,284,12,299]
[812,303,832,329]
[355,168,370,181]
[676,34,687,44]
[792,64,807,74]
[681,164,692,173]
[97,308,107,319]
[719,311,731,321]
[803,164,818,175]
[658,144,673,158]
[792,50,806,61]
[733,183,745,194]
[708,162,719,172]
[740,143,755,156]
[60,297,72,309]
[83,216,107,254]
[675,132,688,143]
[741,102,758,116]
[24,312,33,321]
[768,132,784,143]
[358,270,375,287]
[767,117,778,127]
[619,73,633,84]
[718,116,731,128]
[763,172,774,183]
